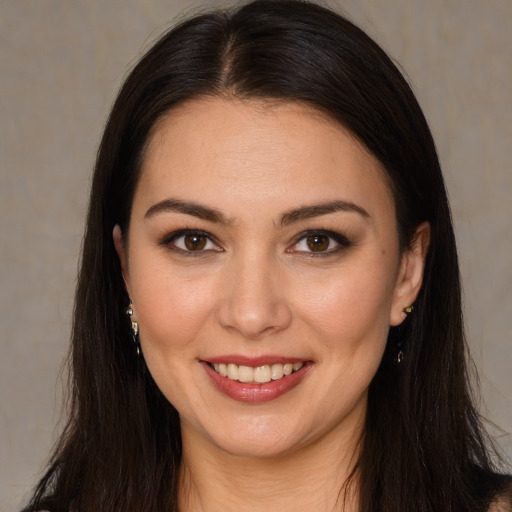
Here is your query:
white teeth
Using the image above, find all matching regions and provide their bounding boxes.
[271,363,284,380]
[227,363,238,380]
[211,362,304,383]
[238,365,254,383]
[254,365,271,383]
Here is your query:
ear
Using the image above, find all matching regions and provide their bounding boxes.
[113,224,131,296]
[390,222,430,326]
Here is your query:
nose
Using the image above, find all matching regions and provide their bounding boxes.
[215,253,293,340]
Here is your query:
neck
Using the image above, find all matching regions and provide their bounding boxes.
[177,418,362,512]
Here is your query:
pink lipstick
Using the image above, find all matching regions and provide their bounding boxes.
[201,358,313,403]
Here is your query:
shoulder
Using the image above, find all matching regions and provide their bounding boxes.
[488,478,512,512]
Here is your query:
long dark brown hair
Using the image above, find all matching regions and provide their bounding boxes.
[24,1,509,511]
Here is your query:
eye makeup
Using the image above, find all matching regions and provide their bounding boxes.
[287,229,353,257]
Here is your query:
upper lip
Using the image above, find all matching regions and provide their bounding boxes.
[203,355,310,366]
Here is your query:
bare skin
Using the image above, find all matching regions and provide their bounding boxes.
[114,97,430,512]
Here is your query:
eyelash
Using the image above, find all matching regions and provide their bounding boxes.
[288,229,352,256]
[159,228,352,257]
[159,229,222,257]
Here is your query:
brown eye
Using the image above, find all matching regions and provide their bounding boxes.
[306,234,330,252]
[164,230,221,254]
[289,230,350,256]
[184,234,207,251]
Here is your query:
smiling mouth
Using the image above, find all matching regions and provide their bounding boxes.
[208,362,305,384]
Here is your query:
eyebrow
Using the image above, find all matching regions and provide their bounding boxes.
[144,197,369,226]
[279,200,370,227]
[145,198,229,224]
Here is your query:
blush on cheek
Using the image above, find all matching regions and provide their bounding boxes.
[303,280,390,335]
[305,297,390,367]
[136,282,213,344]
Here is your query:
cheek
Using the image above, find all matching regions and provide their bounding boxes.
[296,262,395,415]
[131,262,217,353]
[296,261,396,346]
[132,269,218,408]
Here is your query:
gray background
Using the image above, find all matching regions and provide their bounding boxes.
[1,0,511,510]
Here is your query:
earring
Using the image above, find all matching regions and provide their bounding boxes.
[394,305,414,365]
[126,303,141,357]
[394,338,404,365]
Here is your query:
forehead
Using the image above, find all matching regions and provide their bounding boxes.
[136,97,394,221]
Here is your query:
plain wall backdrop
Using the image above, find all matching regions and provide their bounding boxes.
[1,0,511,510]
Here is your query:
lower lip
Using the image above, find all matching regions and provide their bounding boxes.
[202,361,313,404]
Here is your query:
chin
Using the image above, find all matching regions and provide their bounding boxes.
[211,428,305,459]
[181,408,311,459]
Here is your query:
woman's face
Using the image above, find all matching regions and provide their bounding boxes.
[116,97,427,458]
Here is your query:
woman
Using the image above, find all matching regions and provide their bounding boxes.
[24,1,510,511]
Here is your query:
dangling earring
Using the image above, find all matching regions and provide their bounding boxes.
[126,302,141,357]
[393,305,414,365]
